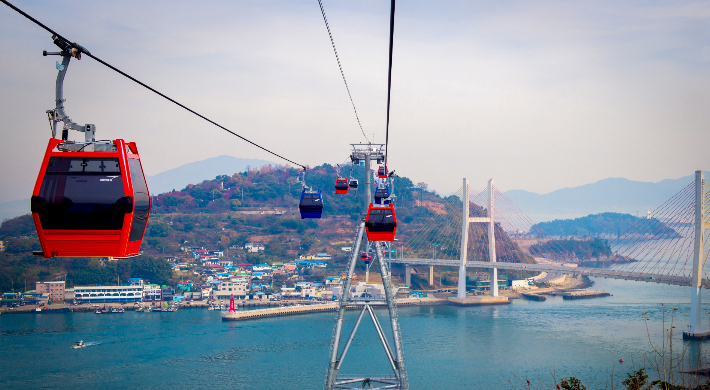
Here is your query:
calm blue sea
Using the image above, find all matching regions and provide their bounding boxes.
[2,278,710,390]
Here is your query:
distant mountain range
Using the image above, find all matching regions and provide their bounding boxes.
[0,199,30,223]
[1,156,704,224]
[145,155,275,195]
[504,172,708,222]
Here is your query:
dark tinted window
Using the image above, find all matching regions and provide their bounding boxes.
[37,157,126,230]
[375,188,389,198]
[128,159,150,242]
[366,208,396,232]
[300,193,322,207]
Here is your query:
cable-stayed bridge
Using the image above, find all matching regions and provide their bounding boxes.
[323,170,707,389]
[390,171,709,337]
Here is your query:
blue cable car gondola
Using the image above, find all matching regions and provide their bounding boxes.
[374,186,390,204]
[299,189,323,219]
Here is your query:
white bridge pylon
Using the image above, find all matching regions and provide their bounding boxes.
[457,178,498,299]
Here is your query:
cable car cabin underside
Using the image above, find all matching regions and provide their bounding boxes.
[365,203,397,241]
[31,138,151,258]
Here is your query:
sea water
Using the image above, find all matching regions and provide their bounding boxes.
[2,277,709,390]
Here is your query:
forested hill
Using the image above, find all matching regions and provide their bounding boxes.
[531,212,681,238]
[150,163,424,216]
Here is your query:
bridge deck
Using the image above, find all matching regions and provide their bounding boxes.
[391,258,707,288]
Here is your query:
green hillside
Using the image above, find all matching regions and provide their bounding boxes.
[0,163,535,292]
[532,212,681,238]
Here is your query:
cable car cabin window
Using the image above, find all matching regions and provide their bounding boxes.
[366,208,396,232]
[128,159,150,242]
[36,157,126,230]
[300,194,322,211]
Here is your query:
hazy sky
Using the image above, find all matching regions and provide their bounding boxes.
[1,0,708,203]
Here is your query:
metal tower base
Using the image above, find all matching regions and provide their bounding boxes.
[325,222,408,390]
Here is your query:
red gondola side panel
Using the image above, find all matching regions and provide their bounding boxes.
[335,178,349,195]
[31,139,151,258]
[364,203,397,241]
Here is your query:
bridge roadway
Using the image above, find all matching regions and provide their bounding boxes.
[391,258,710,289]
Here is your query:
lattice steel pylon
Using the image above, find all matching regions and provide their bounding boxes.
[325,221,408,390]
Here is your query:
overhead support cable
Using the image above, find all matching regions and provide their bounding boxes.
[1,0,307,170]
[384,0,396,167]
[317,0,370,144]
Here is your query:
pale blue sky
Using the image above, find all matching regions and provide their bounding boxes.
[0,0,708,203]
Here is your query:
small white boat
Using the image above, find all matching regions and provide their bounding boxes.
[35,307,42,312]
[71,340,86,349]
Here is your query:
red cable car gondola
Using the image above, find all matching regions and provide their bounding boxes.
[335,177,349,195]
[31,138,151,258]
[360,251,371,265]
[365,203,397,241]
[377,166,388,178]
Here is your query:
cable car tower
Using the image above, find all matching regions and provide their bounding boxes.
[325,223,407,390]
[349,143,385,210]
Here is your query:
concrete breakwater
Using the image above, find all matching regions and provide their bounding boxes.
[222,298,447,321]
[560,290,611,300]
[521,293,547,301]
[222,303,339,320]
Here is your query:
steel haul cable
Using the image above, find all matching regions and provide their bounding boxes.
[1,0,307,170]
[317,0,370,144]
[384,0,396,167]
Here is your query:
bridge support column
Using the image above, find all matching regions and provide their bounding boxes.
[405,265,411,286]
[489,179,498,297]
[429,266,434,286]
[458,178,469,299]
[688,171,707,336]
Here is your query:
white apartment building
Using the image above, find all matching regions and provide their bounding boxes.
[143,284,163,300]
[213,281,249,300]
[74,286,143,303]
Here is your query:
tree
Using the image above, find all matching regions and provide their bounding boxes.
[560,377,585,390]
[129,255,172,285]
[147,222,170,237]
[219,235,230,250]
[622,368,652,390]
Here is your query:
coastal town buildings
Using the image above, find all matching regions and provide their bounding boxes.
[35,281,65,302]
[244,243,265,253]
